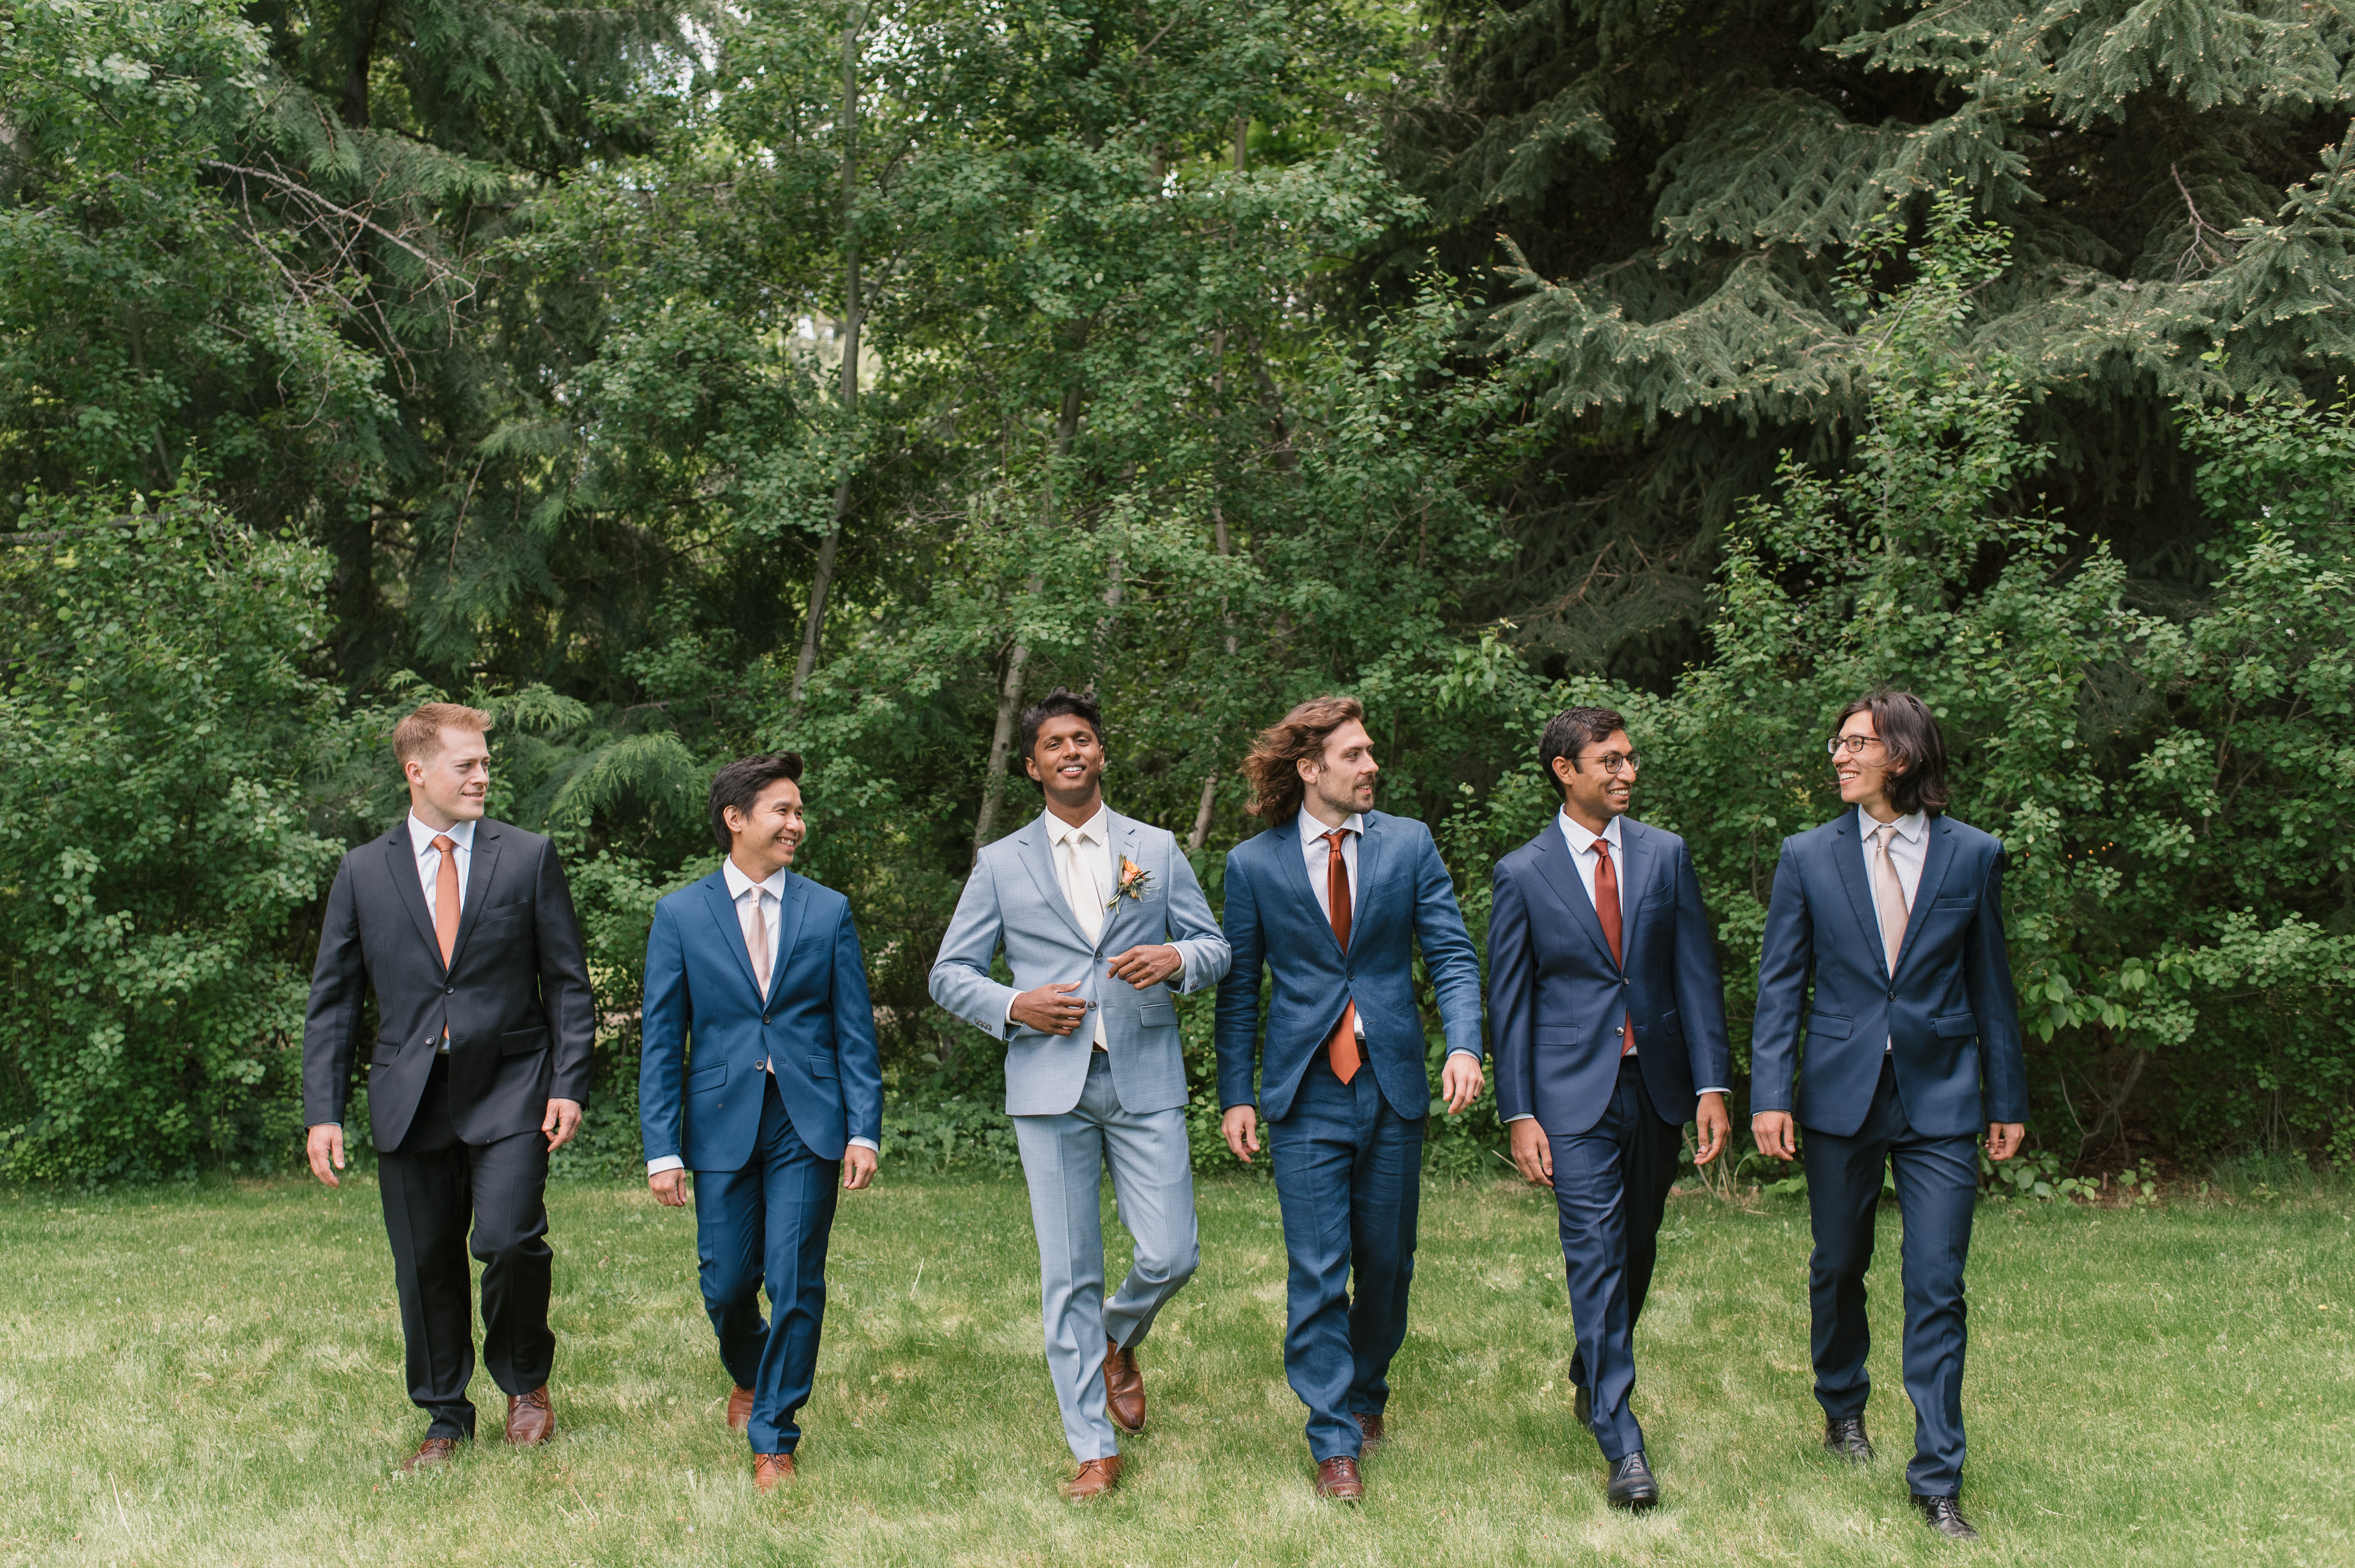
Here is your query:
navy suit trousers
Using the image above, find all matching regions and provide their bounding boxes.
[1803,1057,1979,1497]
[1268,1052,1425,1461]
[696,1071,841,1455]
[1548,1055,1681,1461]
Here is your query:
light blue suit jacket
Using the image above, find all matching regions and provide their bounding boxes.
[639,868,883,1168]
[929,806,1231,1117]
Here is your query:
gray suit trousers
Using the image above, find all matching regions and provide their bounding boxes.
[1013,1051,1200,1460]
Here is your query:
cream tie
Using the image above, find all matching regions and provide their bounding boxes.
[1871,822,1910,975]
[741,887,771,999]
[1064,830,1105,946]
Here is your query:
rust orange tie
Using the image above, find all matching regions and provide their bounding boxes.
[432,834,460,967]
[1593,837,1633,1057]
[1323,829,1361,1085]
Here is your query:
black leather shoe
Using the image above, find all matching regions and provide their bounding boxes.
[1823,1414,1874,1462]
[1606,1450,1659,1511]
[1911,1493,1980,1540]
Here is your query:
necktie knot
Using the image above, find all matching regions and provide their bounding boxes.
[432,834,455,854]
[1591,836,1610,859]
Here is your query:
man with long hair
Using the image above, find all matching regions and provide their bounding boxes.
[1213,695,1484,1500]
[929,688,1229,1500]
[1751,691,2028,1541]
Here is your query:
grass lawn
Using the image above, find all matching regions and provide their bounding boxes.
[3,1168,2349,1567]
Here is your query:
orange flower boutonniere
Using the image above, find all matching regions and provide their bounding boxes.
[1106,855,1154,911]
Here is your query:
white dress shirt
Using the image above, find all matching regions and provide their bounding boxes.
[409,814,474,1056]
[1300,809,1369,1039]
[1005,805,1116,1049]
[647,856,877,1176]
[1858,806,1928,1054]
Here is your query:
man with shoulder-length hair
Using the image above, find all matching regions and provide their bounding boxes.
[303,702,596,1471]
[1487,705,1733,1511]
[1751,691,2028,1541]
[639,752,883,1494]
[929,689,1230,1500]
[1214,695,1484,1501]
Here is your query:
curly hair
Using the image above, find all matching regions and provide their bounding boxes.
[1239,695,1366,821]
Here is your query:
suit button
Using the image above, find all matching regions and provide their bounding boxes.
[1620,976,1629,987]
[1887,988,1896,1000]
[444,986,454,995]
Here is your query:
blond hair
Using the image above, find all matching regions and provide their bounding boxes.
[393,702,494,768]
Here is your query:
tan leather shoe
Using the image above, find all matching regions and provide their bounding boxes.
[1315,1456,1364,1500]
[400,1436,462,1473]
[504,1385,556,1447]
[753,1452,796,1494]
[1355,1412,1385,1453]
[1059,1454,1123,1500]
[727,1385,755,1433]
[1104,1337,1146,1434]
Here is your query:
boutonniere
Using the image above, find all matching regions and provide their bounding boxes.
[1107,855,1153,911]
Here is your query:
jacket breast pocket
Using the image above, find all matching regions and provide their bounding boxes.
[1934,1013,1978,1039]
[1806,1012,1853,1039]
[499,1025,548,1057]
[1932,895,1974,913]
[1638,883,1674,910]
[687,1061,727,1094]
[474,902,528,928]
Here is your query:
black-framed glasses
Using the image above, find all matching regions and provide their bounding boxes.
[1583,751,1641,776]
[1827,734,1885,756]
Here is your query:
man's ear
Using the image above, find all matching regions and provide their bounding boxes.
[1296,754,1319,783]
[1023,752,1042,782]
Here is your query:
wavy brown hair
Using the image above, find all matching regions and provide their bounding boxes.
[1239,695,1366,821]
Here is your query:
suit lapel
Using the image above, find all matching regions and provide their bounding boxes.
[1533,824,1619,973]
[1273,819,1345,959]
[1614,819,1658,971]
[384,827,443,972]
[1830,812,1890,981]
[442,824,503,974]
[766,872,811,1001]
[700,873,763,999]
[1016,815,1093,948]
[1351,814,1386,944]
[1096,812,1143,956]
[1892,819,1956,977]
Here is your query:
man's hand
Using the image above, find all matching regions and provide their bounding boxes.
[543,1097,583,1153]
[1752,1110,1797,1162]
[1693,1091,1731,1165]
[843,1146,878,1191]
[1509,1118,1554,1187]
[649,1168,689,1207]
[306,1123,345,1189]
[1011,981,1087,1035]
[1439,1052,1483,1115]
[1222,1104,1260,1164]
[1986,1121,2024,1162]
[1106,945,1183,988]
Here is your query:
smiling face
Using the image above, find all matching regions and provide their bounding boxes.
[724,776,806,879]
[1025,711,1105,817]
[1298,718,1379,826]
[1833,708,1905,820]
[1550,728,1635,834]
[406,725,491,830]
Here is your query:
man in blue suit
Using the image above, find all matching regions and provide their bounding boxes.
[930,689,1230,1501]
[1488,705,1733,1510]
[1215,695,1484,1501]
[1751,691,2027,1541]
[640,752,883,1494]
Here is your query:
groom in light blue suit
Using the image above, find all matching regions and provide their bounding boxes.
[930,688,1229,1500]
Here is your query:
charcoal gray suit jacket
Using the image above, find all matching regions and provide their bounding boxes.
[302,817,596,1151]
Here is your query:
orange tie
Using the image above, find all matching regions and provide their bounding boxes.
[431,834,461,966]
[1592,837,1633,1057]
[1323,829,1361,1085]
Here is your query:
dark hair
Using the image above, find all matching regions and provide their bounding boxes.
[1834,691,1950,816]
[707,752,805,850]
[1018,687,1104,794]
[1538,706,1629,802]
[1240,694,1366,821]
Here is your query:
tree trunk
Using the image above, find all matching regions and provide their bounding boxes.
[791,3,863,704]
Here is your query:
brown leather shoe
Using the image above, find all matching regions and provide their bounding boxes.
[504,1385,556,1447]
[400,1436,462,1473]
[1355,1412,1385,1452]
[1315,1456,1364,1500]
[1104,1337,1146,1434]
[1059,1454,1123,1500]
[727,1385,755,1433]
[753,1452,796,1493]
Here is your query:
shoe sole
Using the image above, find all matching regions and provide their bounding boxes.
[1609,1493,1659,1512]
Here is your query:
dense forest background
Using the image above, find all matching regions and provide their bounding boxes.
[3,0,2350,1186]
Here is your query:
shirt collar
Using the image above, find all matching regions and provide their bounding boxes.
[1558,810,1623,854]
[1300,809,1366,848]
[408,813,476,855]
[1044,804,1111,847]
[1856,805,1926,843]
[721,857,789,901]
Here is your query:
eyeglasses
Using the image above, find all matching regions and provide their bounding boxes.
[1827,734,1886,756]
[1580,752,1641,776]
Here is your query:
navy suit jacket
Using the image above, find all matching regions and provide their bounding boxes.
[639,867,883,1168]
[1215,811,1484,1124]
[1751,812,2027,1138]
[1489,817,1732,1136]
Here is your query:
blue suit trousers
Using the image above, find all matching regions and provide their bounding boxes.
[1804,1057,1979,1497]
[1268,1052,1425,1462]
[696,1071,841,1455]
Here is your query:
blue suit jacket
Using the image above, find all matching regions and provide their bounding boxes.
[1488,817,1732,1136]
[1751,812,2028,1138]
[1215,812,1483,1124]
[639,867,883,1168]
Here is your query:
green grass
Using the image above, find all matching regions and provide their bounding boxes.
[3,1171,2349,1567]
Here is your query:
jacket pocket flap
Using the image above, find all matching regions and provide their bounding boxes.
[1934,1013,1978,1038]
[1136,1001,1177,1028]
[499,1026,548,1056]
[687,1061,727,1091]
[1807,1012,1853,1039]
[1532,1026,1579,1045]
[1655,1009,1682,1034]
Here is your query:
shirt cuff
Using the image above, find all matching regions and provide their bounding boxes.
[1504,1114,1535,1123]
[847,1137,880,1155]
[1696,1086,1730,1096]
[646,1154,685,1176]
[1444,1043,1479,1058]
